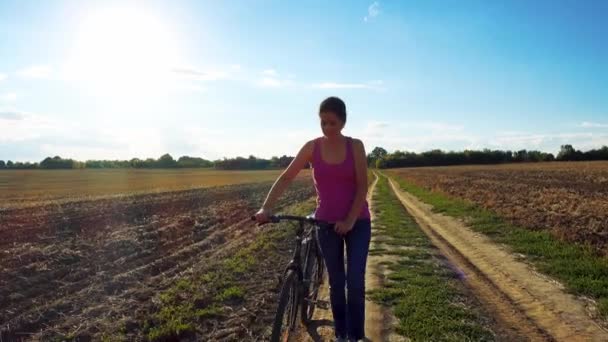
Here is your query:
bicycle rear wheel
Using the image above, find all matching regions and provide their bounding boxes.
[271,269,299,342]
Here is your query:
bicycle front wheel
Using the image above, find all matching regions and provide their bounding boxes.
[271,269,300,342]
[301,242,324,325]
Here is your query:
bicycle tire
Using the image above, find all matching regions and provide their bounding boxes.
[301,241,323,324]
[271,269,299,342]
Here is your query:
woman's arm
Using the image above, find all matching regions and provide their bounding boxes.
[255,140,314,221]
[343,138,368,228]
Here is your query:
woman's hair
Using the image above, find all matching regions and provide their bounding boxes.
[319,96,347,124]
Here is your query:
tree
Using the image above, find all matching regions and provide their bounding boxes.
[0,160,5,169]
[156,153,177,168]
[584,145,608,160]
[177,156,213,168]
[367,147,388,167]
[556,144,583,161]
[130,158,144,168]
[278,155,295,168]
[40,156,76,169]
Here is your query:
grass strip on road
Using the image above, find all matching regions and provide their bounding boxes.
[368,173,495,341]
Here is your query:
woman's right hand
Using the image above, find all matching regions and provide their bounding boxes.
[253,208,272,225]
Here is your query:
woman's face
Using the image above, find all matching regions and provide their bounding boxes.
[319,111,344,137]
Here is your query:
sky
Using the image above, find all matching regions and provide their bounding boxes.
[0,0,607,162]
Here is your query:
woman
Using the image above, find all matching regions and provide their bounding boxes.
[254,96,371,342]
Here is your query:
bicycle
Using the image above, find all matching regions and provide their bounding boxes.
[250,214,333,342]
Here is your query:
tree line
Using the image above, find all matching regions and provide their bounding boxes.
[2,144,606,170]
[0,153,298,170]
[367,144,608,168]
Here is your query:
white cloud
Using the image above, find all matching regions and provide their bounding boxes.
[182,84,207,93]
[408,122,465,131]
[262,69,278,77]
[0,110,25,120]
[255,69,296,88]
[364,2,381,22]
[170,64,300,91]
[354,120,608,155]
[0,110,64,142]
[357,120,475,153]
[5,110,608,162]
[258,77,282,87]
[1,92,17,102]
[31,124,172,161]
[176,126,319,160]
[0,73,7,81]
[487,131,608,152]
[315,82,369,89]
[171,66,232,81]
[255,69,298,88]
[78,125,165,159]
[361,121,464,144]
[580,121,608,128]
[363,121,390,138]
[170,64,247,83]
[312,80,384,90]
[17,65,52,79]
[169,83,207,93]
[0,108,172,160]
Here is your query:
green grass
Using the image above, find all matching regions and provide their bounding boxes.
[215,286,245,302]
[368,173,495,341]
[386,172,608,319]
[144,197,318,341]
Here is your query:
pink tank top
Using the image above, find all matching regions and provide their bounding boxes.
[311,136,371,222]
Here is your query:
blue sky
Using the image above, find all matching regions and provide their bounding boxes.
[1,0,607,162]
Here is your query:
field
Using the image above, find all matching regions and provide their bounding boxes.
[386,161,608,257]
[3,163,608,340]
[0,168,306,209]
[0,170,316,340]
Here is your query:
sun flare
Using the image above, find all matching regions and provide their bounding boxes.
[65,6,182,95]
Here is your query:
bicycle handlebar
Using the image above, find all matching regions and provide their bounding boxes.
[250,214,334,227]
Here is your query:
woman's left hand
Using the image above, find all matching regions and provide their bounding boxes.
[334,219,356,236]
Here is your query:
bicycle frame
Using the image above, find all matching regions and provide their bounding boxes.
[250,213,332,340]
[278,218,329,284]
[251,214,331,288]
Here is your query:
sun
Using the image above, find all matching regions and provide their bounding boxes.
[65,6,182,96]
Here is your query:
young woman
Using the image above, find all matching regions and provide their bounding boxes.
[254,96,371,342]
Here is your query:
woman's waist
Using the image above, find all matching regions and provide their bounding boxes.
[314,199,370,214]
[314,205,371,221]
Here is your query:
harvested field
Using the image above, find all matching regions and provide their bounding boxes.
[0,168,309,209]
[0,177,315,340]
[386,161,608,256]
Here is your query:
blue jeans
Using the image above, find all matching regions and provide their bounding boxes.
[317,218,371,340]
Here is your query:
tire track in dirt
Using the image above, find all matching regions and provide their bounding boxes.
[387,175,608,342]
